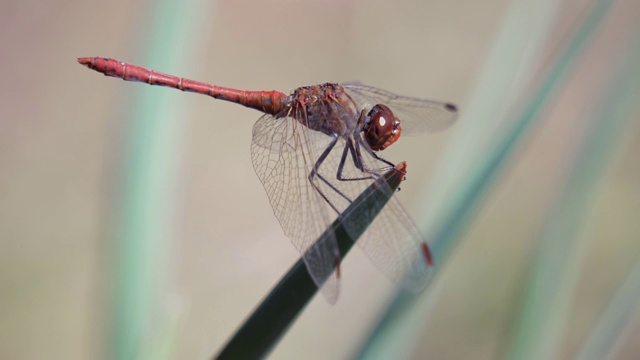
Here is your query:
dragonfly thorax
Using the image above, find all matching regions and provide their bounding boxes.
[290,83,360,137]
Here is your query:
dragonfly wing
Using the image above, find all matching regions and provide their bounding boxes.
[251,109,436,299]
[251,112,342,303]
[300,131,435,292]
[341,82,458,134]
[355,194,435,292]
[251,113,333,153]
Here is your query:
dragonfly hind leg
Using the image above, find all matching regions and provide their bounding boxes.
[308,136,353,215]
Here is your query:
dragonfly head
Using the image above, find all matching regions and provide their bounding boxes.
[363,104,401,151]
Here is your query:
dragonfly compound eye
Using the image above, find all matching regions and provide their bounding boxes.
[364,104,401,151]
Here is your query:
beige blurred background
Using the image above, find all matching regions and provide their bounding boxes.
[1,0,639,359]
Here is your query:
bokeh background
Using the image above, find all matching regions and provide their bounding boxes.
[1,0,639,359]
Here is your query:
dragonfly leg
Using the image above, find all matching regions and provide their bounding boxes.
[316,171,352,204]
[354,133,397,171]
[335,138,377,182]
[309,136,351,214]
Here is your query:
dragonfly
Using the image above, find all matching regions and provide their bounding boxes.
[78,57,457,303]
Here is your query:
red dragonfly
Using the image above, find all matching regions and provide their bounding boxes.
[78,57,457,302]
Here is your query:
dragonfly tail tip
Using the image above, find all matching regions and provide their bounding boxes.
[77,57,92,67]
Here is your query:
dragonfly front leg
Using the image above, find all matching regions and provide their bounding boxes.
[336,138,378,182]
[335,134,396,184]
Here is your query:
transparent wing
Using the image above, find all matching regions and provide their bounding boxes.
[251,107,435,301]
[355,193,435,291]
[342,82,458,134]
[309,134,435,292]
[251,115,332,153]
[251,112,341,303]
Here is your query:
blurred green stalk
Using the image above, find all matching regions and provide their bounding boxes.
[357,0,615,358]
[216,164,408,359]
[111,3,211,360]
[509,22,640,360]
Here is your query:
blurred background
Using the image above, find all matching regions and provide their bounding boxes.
[1,0,639,359]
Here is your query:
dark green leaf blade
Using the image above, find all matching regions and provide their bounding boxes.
[215,162,408,360]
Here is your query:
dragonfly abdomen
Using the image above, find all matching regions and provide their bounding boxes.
[78,57,287,115]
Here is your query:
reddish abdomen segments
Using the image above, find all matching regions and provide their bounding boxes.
[78,57,286,115]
